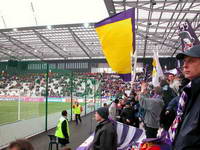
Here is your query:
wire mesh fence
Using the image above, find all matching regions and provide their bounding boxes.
[0,61,105,126]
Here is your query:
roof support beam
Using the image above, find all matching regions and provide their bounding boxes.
[137,18,198,22]
[162,0,194,49]
[68,27,91,59]
[104,0,116,16]
[136,22,177,29]
[115,1,199,13]
[138,6,198,14]
[154,0,166,34]
[171,12,199,57]
[155,1,177,10]
[143,37,148,62]
[0,49,19,60]
[137,29,177,44]
[195,23,200,30]
[113,0,198,4]
[193,13,200,30]
[123,0,126,11]
[136,0,139,30]
[137,33,178,50]
[0,44,24,58]
[142,0,154,59]
[160,1,187,50]
[33,30,66,59]
[0,32,43,60]
[68,28,95,56]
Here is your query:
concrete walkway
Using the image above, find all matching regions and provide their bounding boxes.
[3,112,96,150]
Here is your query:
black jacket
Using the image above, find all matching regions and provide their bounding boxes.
[173,77,200,150]
[92,120,117,150]
[120,106,135,125]
[61,120,69,139]
[162,84,177,106]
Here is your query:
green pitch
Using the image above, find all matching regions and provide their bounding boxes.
[0,100,101,125]
[0,101,72,125]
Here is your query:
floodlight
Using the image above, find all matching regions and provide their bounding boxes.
[13,28,18,32]
[83,23,90,28]
[47,25,52,30]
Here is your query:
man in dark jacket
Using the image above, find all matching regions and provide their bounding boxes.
[92,107,117,150]
[172,45,200,150]
[159,79,177,130]
[160,79,177,106]
[120,101,135,126]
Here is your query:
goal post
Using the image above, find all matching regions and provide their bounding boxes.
[0,89,21,120]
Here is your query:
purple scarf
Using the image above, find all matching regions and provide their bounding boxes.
[168,82,191,142]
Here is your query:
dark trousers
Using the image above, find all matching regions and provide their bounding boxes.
[75,114,82,124]
[58,138,69,147]
[133,117,140,128]
[145,125,158,138]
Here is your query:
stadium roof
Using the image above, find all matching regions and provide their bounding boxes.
[0,0,199,61]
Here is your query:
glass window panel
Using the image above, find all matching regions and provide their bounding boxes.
[49,64,56,69]
[57,63,65,69]
[85,63,88,68]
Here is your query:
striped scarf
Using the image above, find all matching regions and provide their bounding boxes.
[168,82,191,142]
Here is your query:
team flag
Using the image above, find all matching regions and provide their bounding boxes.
[76,121,145,150]
[95,8,135,82]
[152,50,164,87]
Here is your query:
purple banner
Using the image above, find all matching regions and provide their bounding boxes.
[76,121,145,150]
[95,8,135,28]
[119,73,132,82]
[95,8,135,54]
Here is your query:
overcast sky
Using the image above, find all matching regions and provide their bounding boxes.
[0,0,109,29]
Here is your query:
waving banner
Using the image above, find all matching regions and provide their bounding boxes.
[95,8,135,82]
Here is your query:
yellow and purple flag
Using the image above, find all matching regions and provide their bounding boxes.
[95,8,135,81]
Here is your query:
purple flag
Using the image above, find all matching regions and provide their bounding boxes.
[76,121,145,150]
